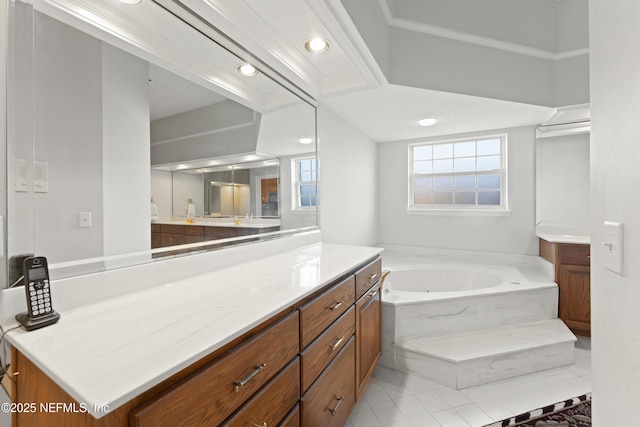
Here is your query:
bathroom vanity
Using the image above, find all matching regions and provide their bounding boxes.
[539,237,591,337]
[5,242,383,427]
[151,222,280,249]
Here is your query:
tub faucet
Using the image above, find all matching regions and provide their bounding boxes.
[381,270,391,293]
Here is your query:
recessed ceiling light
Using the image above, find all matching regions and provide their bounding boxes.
[418,117,438,127]
[237,64,258,77]
[305,38,329,54]
[119,0,142,4]
[299,137,314,144]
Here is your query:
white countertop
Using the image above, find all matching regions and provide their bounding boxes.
[6,243,382,419]
[535,223,591,244]
[537,233,591,244]
[152,220,279,229]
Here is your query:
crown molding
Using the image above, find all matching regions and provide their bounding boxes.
[310,0,388,89]
[378,0,588,61]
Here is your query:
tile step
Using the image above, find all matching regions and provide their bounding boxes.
[396,319,576,363]
[393,319,576,388]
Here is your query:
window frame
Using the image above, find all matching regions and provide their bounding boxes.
[407,134,509,215]
[291,155,319,211]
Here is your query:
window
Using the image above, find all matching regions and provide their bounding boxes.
[409,135,507,212]
[292,156,318,209]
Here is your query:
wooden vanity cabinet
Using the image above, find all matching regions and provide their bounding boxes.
[130,312,300,427]
[301,339,355,427]
[355,281,382,398]
[540,239,591,336]
[11,256,382,427]
[151,223,280,250]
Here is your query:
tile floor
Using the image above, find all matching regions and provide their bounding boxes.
[347,337,591,427]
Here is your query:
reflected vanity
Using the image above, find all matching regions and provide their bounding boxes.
[5,0,318,282]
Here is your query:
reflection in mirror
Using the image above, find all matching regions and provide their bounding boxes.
[5,0,318,283]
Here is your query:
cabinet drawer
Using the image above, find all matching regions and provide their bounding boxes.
[237,227,259,236]
[557,244,590,266]
[301,338,355,427]
[161,234,184,247]
[279,404,300,427]
[300,306,355,393]
[205,226,237,239]
[184,235,205,244]
[299,276,355,349]
[130,312,299,427]
[355,258,382,299]
[161,224,186,235]
[221,358,300,427]
[184,226,204,236]
[151,224,161,233]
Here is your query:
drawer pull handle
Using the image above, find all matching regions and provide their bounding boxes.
[368,273,378,282]
[328,300,344,311]
[233,363,267,392]
[254,423,267,427]
[368,290,377,298]
[330,336,345,350]
[329,396,344,416]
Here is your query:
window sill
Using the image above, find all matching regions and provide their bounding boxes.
[290,208,317,214]
[406,208,511,217]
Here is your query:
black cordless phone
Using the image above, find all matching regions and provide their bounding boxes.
[15,256,60,330]
[24,257,54,318]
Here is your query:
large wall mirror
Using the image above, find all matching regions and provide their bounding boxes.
[5,0,318,284]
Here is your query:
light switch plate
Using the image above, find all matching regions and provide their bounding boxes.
[79,212,92,228]
[603,221,623,275]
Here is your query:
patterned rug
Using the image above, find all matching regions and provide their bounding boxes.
[484,394,591,427]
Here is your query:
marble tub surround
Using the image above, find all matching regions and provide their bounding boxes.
[378,244,542,270]
[395,319,576,389]
[4,240,382,418]
[378,248,576,389]
[380,281,559,370]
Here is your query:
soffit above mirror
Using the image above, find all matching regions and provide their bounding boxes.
[152,0,386,98]
[36,0,305,113]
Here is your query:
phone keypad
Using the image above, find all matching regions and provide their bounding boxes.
[28,280,52,316]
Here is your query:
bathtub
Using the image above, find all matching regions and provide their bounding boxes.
[379,262,559,369]
[382,264,549,304]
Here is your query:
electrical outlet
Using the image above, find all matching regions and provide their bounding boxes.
[79,212,92,228]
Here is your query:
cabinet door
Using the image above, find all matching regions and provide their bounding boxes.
[355,282,381,398]
[558,264,591,336]
[301,339,355,427]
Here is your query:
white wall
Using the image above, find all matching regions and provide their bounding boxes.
[537,133,590,227]
[377,126,538,255]
[102,44,150,257]
[589,0,640,422]
[151,170,172,220]
[33,13,104,263]
[318,105,378,246]
[172,173,204,218]
[0,0,7,290]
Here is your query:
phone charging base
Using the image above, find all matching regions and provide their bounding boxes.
[15,311,60,331]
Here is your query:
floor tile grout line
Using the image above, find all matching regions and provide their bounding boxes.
[349,339,591,427]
